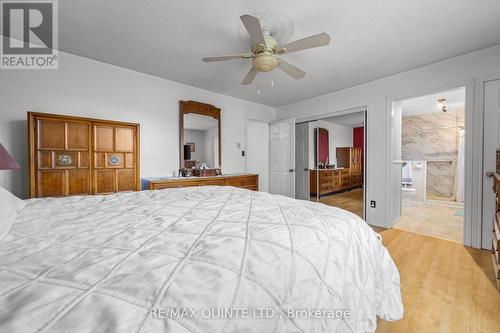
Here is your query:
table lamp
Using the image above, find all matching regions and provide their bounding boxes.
[0,144,20,170]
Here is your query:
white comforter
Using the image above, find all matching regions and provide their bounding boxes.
[0,186,403,333]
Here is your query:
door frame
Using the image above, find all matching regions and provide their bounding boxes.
[295,106,368,219]
[478,73,500,248]
[386,79,478,247]
[245,117,271,192]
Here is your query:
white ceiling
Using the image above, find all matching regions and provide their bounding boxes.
[401,87,465,116]
[58,1,500,107]
[322,112,365,128]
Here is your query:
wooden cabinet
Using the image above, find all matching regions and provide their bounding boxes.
[28,112,140,198]
[337,147,363,187]
[146,174,258,191]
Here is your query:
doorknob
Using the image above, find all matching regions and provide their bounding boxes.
[486,171,495,178]
[289,169,295,173]
[304,168,308,171]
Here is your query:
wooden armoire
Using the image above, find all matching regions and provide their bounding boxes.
[336,147,363,187]
[28,112,140,198]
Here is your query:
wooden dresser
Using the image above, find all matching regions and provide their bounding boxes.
[143,174,259,191]
[310,168,351,196]
[28,112,140,198]
[492,149,500,291]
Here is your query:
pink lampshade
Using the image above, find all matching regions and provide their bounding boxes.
[0,144,20,170]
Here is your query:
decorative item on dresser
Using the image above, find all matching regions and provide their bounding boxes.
[143,174,259,191]
[28,112,140,198]
[492,148,500,291]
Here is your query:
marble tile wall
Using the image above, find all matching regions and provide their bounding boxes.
[402,108,464,201]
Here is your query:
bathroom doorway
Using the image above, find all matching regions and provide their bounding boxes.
[393,87,465,242]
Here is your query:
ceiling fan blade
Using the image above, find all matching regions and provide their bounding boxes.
[203,54,252,62]
[240,14,266,46]
[242,67,258,85]
[278,59,305,79]
[278,32,331,54]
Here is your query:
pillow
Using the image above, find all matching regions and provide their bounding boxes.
[0,186,27,241]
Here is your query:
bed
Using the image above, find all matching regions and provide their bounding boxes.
[0,186,403,332]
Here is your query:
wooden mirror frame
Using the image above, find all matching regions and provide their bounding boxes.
[179,100,222,169]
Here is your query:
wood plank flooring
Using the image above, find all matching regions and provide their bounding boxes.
[373,228,500,333]
[312,188,364,218]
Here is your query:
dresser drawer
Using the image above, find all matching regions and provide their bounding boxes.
[152,181,200,190]
[202,179,226,186]
[226,176,257,188]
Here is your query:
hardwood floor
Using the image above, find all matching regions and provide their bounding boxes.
[312,188,364,218]
[394,203,463,242]
[372,228,500,333]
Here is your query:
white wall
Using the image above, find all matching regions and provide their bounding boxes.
[0,47,275,198]
[246,119,270,192]
[277,45,500,228]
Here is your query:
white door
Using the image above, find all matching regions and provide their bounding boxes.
[246,119,270,192]
[295,122,309,200]
[390,101,403,226]
[482,80,500,249]
[270,118,295,197]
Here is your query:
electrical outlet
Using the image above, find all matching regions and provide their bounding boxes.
[370,200,376,208]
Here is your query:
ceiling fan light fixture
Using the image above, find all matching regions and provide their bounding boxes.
[253,53,279,72]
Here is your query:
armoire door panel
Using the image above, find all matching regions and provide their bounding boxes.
[38,120,65,150]
[67,122,90,150]
[95,170,115,194]
[54,151,78,168]
[38,170,64,197]
[38,151,53,169]
[67,169,89,195]
[115,127,134,152]
[94,153,106,168]
[79,152,88,168]
[125,153,134,168]
[116,169,135,192]
[106,153,125,168]
[94,126,115,151]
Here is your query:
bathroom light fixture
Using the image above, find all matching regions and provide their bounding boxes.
[437,98,447,112]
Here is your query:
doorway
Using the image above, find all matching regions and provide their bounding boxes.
[392,87,466,242]
[295,111,366,218]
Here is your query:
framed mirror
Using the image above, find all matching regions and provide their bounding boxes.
[179,101,221,174]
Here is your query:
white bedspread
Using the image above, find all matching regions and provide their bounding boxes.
[0,186,403,333]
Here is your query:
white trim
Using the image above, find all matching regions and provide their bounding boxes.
[476,72,500,248]
[385,79,478,247]
[295,106,367,124]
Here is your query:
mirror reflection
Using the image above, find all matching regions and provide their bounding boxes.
[183,113,219,170]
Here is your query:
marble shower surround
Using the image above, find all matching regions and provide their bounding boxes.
[402,108,464,201]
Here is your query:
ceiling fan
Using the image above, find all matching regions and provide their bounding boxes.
[203,14,331,85]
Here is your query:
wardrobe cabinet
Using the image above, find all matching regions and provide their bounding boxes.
[337,147,363,186]
[28,112,140,198]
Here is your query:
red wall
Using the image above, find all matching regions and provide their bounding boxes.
[353,127,364,172]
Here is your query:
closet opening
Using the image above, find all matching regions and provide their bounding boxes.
[295,110,366,219]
